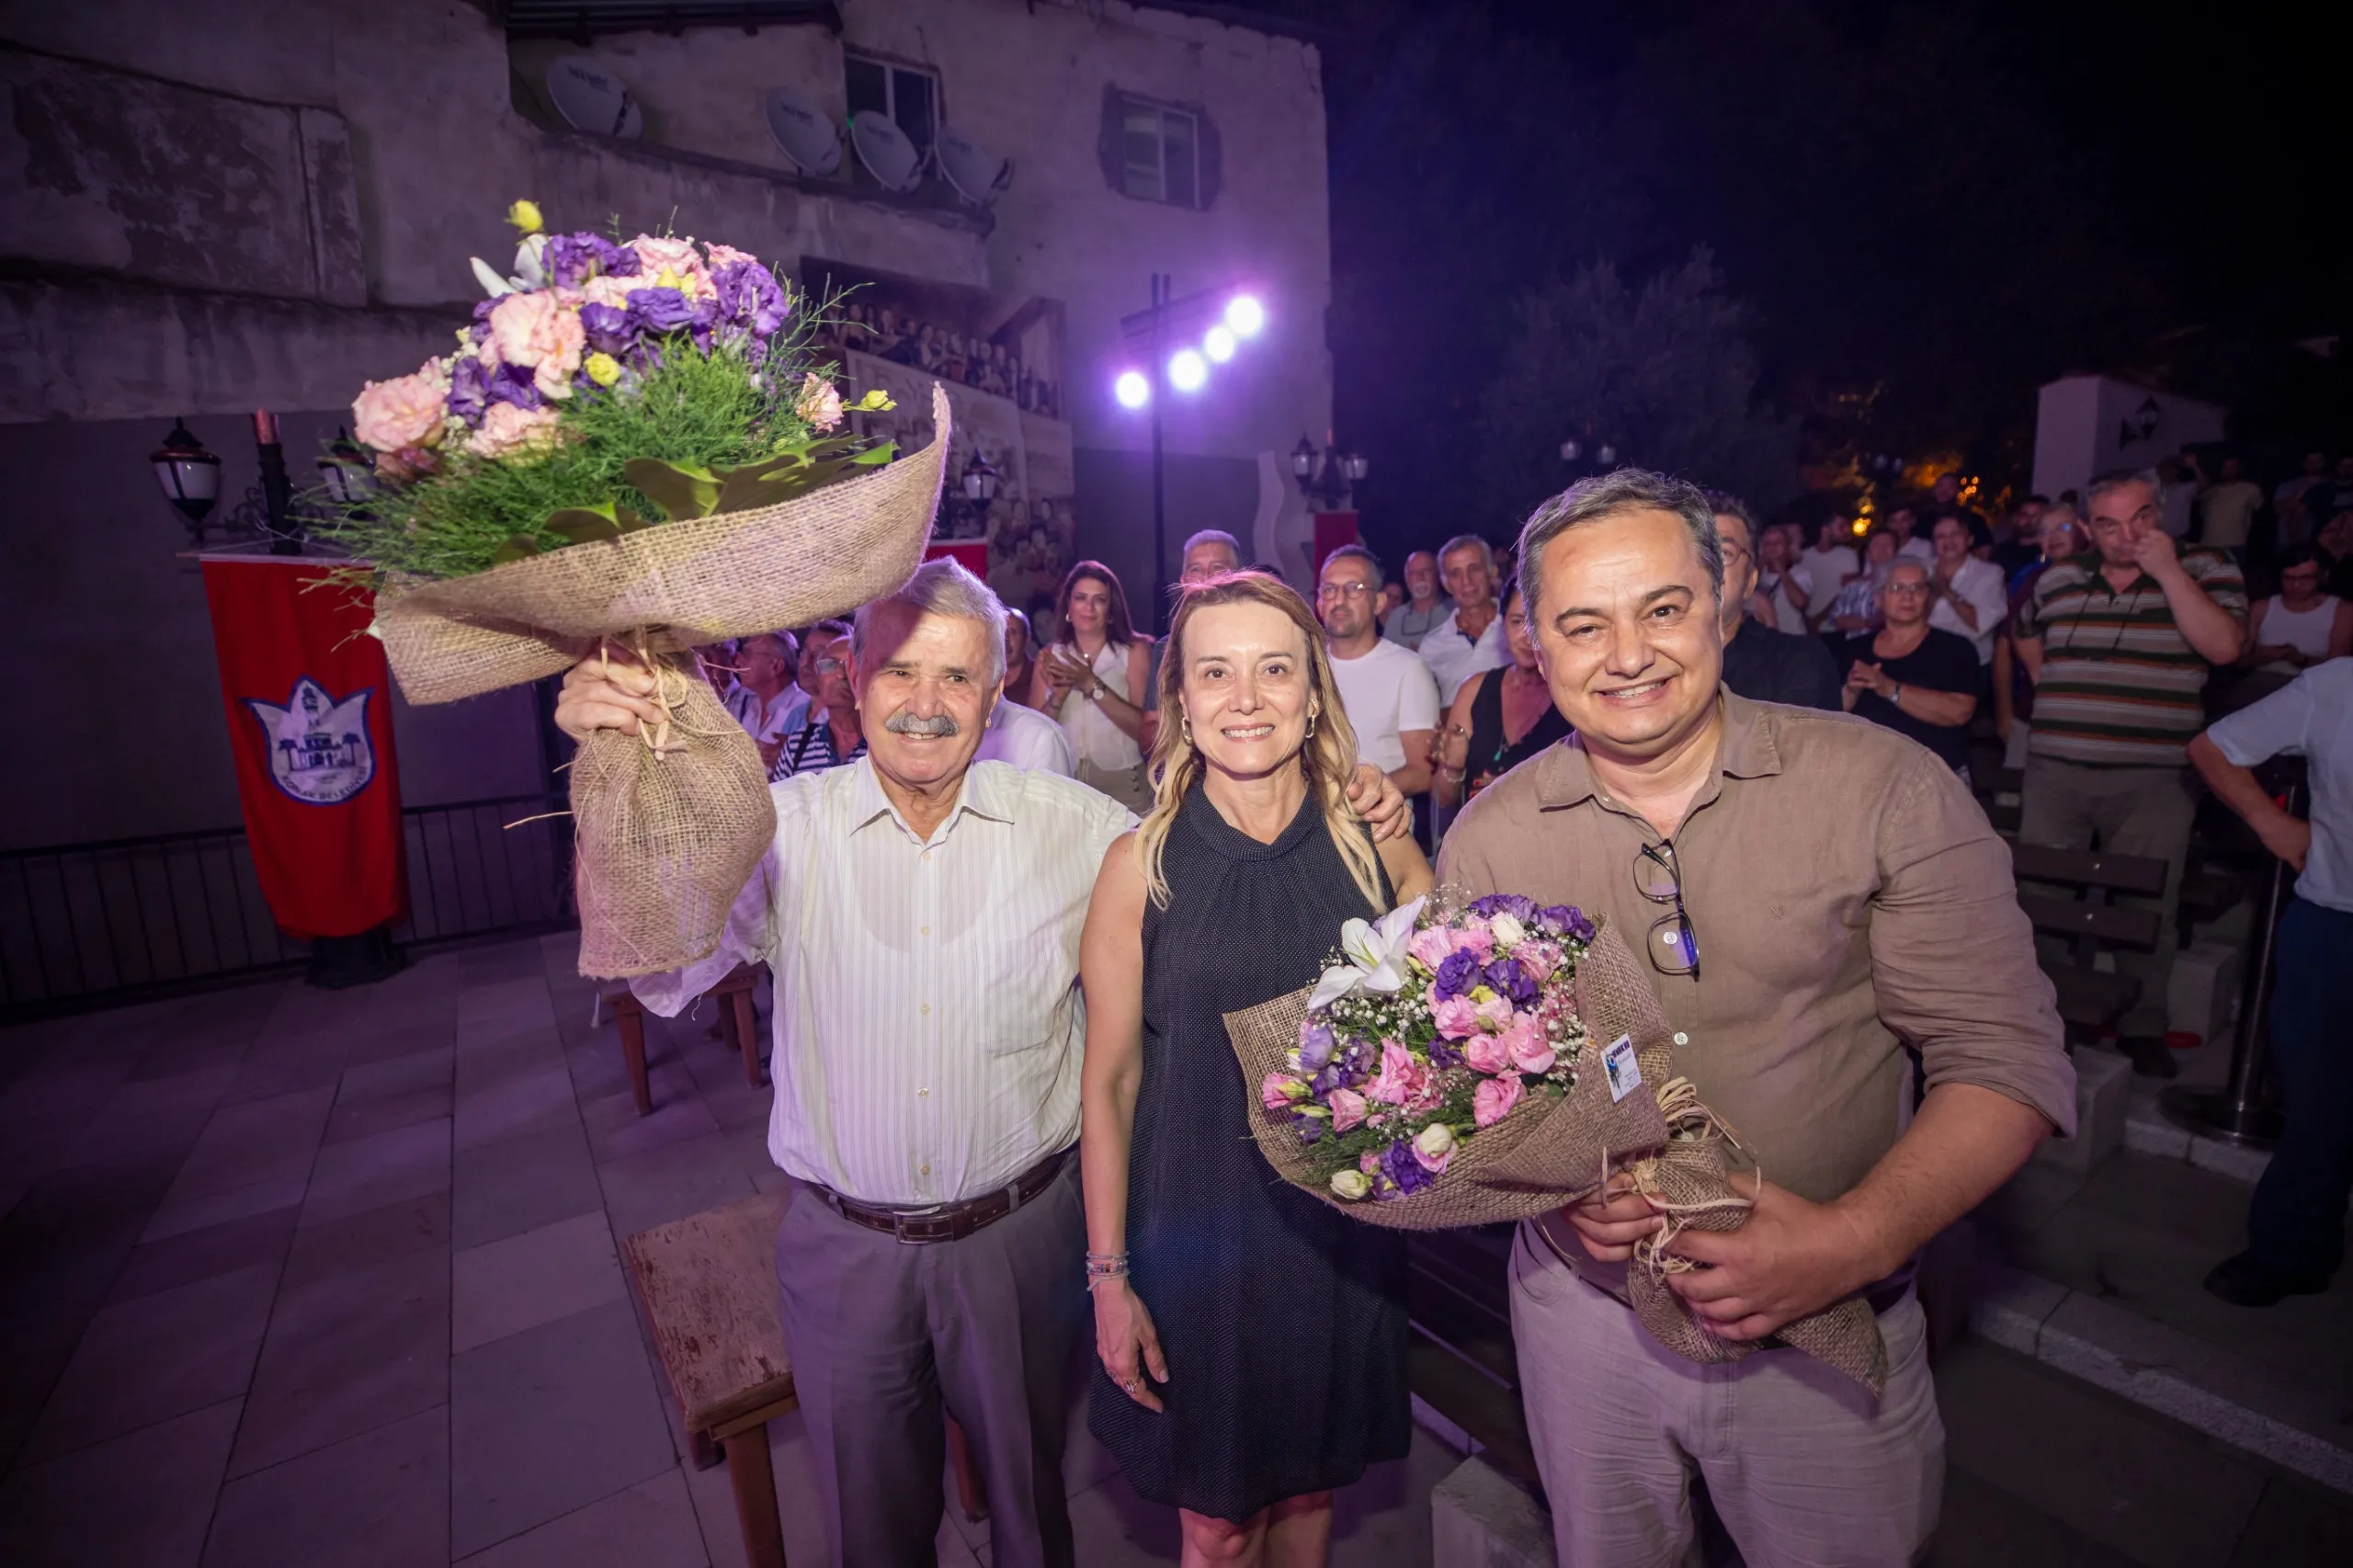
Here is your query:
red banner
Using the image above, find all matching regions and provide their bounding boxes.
[1313,511,1361,579]
[925,540,989,577]
[200,560,405,939]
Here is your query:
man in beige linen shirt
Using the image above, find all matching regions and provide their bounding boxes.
[1438,469,2074,1568]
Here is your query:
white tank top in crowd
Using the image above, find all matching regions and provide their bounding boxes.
[1051,640,1143,770]
[2258,595,2339,666]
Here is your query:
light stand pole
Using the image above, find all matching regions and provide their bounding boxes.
[1116,278,1265,631]
[1150,272,1168,628]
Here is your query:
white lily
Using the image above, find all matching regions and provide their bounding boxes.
[1307,895,1428,1011]
[470,256,516,298]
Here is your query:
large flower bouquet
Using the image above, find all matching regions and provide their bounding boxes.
[1226,890,1889,1390]
[326,203,953,978]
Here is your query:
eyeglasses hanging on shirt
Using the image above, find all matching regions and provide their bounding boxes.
[1635,841,1699,979]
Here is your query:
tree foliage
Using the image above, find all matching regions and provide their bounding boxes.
[1476,253,1799,532]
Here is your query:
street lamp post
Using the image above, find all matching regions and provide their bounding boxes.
[1291,435,1367,511]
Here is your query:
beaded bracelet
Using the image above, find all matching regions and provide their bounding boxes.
[1084,1251,1130,1292]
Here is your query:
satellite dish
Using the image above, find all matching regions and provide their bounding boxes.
[762,87,842,176]
[546,57,643,140]
[935,125,1011,206]
[849,111,922,193]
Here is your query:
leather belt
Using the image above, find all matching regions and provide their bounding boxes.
[814,1147,1070,1245]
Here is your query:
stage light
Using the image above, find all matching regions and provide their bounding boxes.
[1167,349,1208,392]
[1114,370,1151,409]
[1203,324,1237,363]
[1223,296,1266,337]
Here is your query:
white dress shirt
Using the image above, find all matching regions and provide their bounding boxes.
[631,759,1135,1205]
[725,682,810,748]
[975,697,1077,777]
[1927,556,2008,665]
[1418,605,1509,704]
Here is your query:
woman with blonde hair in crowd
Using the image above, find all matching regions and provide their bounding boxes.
[1030,560,1155,809]
[1080,571,1431,1568]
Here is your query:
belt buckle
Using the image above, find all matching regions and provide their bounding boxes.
[891,1203,947,1244]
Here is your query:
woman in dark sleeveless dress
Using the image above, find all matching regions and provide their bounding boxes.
[1079,572,1434,1567]
[1434,584,1571,809]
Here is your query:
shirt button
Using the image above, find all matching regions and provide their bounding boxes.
[920,1163,931,1176]
[1673,1032,1688,1046]
[920,1003,931,1016]
[918,1086,929,1096]
[1660,931,1679,948]
[920,925,929,936]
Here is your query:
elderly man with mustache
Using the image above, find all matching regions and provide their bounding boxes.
[555,560,1410,1568]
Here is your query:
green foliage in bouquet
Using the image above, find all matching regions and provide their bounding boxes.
[321,332,893,584]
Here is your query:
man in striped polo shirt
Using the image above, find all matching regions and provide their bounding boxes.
[2015,468,2247,1075]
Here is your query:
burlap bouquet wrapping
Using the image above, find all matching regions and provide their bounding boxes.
[373,384,952,977]
[1223,917,1888,1391]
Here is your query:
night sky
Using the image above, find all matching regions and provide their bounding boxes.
[1256,0,2349,546]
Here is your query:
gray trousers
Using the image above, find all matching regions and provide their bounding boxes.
[775,1162,1086,1568]
[2018,756,2198,1037]
[1510,1227,1943,1568]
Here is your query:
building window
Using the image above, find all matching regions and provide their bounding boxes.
[845,52,938,157]
[1119,97,1199,208]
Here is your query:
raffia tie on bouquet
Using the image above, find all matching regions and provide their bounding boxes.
[1614,1077,1891,1395]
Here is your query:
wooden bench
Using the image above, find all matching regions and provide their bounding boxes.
[2010,844,2167,1043]
[621,1192,990,1568]
[623,1193,799,1568]
[603,963,765,1116]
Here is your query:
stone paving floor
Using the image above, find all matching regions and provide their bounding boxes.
[2,932,2348,1567]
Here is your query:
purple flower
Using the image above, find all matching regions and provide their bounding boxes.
[1560,906,1597,943]
[1380,1139,1435,1197]
[686,295,721,352]
[544,232,635,288]
[578,301,634,356]
[1299,1116,1325,1146]
[1483,958,1539,1007]
[1298,1023,1336,1074]
[1434,948,1483,1000]
[711,260,790,337]
[1427,1039,1464,1070]
[625,286,698,335]
[486,360,544,411]
[1470,893,1539,925]
[446,355,492,426]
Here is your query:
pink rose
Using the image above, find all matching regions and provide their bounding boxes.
[1366,1040,1431,1107]
[1461,1030,1510,1075]
[465,402,563,460]
[1515,941,1559,983]
[1503,1014,1556,1076]
[704,242,760,268]
[1473,993,1515,1031]
[578,273,638,312]
[487,290,586,399]
[1430,995,1481,1040]
[794,372,844,432]
[630,234,711,296]
[351,359,449,453]
[1407,926,1453,971]
[1328,1087,1368,1133]
[1473,1074,1524,1129]
[1449,926,1495,963]
[1261,1071,1301,1111]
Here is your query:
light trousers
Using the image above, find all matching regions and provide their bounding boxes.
[1509,1225,1944,1568]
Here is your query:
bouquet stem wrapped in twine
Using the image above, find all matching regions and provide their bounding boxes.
[1223,918,1888,1392]
[374,384,952,978]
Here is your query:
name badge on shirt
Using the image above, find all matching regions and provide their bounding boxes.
[1602,1034,1643,1103]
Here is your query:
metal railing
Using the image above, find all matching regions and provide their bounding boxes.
[0,794,573,1017]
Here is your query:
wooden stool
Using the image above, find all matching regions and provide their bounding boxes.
[622,1192,991,1567]
[602,964,766,1117]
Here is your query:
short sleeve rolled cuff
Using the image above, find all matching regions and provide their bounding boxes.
[2205,660,2353,914]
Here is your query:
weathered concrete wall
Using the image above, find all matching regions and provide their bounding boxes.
[0,0,1333,842]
